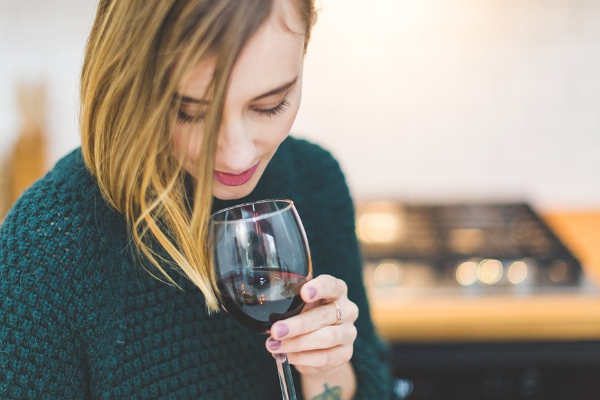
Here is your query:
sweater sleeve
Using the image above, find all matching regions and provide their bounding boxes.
[0,183,89,399]
[295,141,396,400]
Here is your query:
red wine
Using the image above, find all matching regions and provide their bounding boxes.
[217,268,308,333]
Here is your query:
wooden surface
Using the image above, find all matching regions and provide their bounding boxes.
[369,212,600,342]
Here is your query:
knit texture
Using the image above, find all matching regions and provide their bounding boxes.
[0,136,395,399]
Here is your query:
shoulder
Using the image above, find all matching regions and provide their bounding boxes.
[3,148,99,226]
[277,136,340,170]
[1,148,120,244]
[257,136,348,206]
[273,136,356,232]
[0,148,127,298]
[275,136,347,191]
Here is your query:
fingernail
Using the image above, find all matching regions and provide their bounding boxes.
[307,286,317,299]
[276,324,289,338]
[268,338,282,350]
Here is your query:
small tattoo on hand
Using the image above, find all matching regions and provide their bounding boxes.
[311,383,342,400]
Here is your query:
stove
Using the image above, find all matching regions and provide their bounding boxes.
[356,202,588,295]
[357,202,599,400]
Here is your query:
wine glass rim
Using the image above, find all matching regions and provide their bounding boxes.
[210,199,295,223]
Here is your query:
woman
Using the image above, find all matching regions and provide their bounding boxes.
[0,0,394,399]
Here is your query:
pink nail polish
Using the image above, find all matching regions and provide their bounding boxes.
[268,338,282,350]
[276,324,289,338]
[307,286,317,299]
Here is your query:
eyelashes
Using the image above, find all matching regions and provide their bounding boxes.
[176,99,290,124]
[177,110,200,124]
[253,99,290,118]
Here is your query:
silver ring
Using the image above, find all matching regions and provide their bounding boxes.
[332,302,342,325]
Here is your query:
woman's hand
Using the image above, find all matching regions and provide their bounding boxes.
[265,274,359,377]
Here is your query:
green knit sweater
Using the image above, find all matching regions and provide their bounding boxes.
[0,137,395,399]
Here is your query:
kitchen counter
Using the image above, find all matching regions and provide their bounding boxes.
[368,212,600,342]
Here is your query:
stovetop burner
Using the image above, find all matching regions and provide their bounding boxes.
[356,202,587,295]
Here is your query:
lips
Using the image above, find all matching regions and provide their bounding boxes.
[214,163,260,187]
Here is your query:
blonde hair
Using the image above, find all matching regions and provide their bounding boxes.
[80,0,315,311]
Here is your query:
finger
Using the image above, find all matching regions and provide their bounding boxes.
[301,274,347,303]
[287,344,354,370]
[265,324,357,354]
[271,301,354,340]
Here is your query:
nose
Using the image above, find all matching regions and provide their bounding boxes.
[215,113,256,173]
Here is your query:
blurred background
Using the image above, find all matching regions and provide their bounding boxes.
[299,0,600,210]
[1,0,600,211]
[2,0,600,399]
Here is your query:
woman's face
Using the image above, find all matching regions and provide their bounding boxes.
[172,1,306,200]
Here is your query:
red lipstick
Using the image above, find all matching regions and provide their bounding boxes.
[214,163,260,186]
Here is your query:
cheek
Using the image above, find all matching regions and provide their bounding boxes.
[282,108,298,136]
[262,103,301,147]
[171,127,185,157]
[171,125,204,163]
[274,116,295,143]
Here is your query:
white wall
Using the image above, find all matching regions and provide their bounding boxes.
[2,0,599,210]
[0,0,96,167]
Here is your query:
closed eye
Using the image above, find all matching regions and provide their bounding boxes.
[177,110,205,124]
[253,100,290,118]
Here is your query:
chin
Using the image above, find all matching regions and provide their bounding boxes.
[212,182,257,201]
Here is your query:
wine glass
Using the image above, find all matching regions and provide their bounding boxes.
[209,199,312,400]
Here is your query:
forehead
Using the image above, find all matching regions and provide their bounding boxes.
[179,0,306,101]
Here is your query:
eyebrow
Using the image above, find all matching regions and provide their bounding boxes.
[251,76,298,101]
[175,76,298,105]
[175,95,210,105]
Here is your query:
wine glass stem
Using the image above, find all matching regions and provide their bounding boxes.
[274,353,297,400]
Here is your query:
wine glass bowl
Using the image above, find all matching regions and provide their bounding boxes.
[209,199,312,400]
